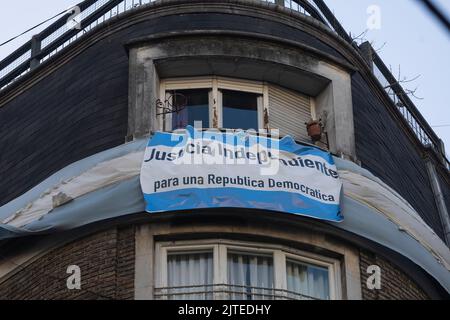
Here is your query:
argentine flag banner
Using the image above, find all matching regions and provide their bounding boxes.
[140,126,343,222]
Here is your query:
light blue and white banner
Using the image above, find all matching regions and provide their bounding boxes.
[140,126,343,222]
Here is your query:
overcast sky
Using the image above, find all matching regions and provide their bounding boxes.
[0,0,449,153]
[324,0,450,155]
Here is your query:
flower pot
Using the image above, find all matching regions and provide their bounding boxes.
[306,120,322,142]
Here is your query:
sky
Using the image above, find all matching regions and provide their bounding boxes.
[323,0,450,154]
[0,0,449,152]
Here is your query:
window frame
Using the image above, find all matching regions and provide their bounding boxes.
[155,239,341,300]
[159,77,268,131]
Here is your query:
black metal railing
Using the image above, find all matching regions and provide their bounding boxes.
[0,0,326,91]
[311,0,450,169]
[154,283,323,300]
[0,0,448,168]
[372,49,445,156]
[0,0,128,89]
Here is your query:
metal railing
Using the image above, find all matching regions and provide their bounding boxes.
[372,50,442,154]
[0,0,155,90]
[0,0,448,168]
[0,0,326,91]
[311,0,450,169]
[154,283,323,300]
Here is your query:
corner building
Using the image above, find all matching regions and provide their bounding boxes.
[0,0,449,300]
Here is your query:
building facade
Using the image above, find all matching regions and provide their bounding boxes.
[0,0,449,300]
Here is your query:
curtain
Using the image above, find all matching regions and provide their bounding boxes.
[170,89,210,129]
[167,252,213,300]
[227,253,274,300]
[286,260,330,300]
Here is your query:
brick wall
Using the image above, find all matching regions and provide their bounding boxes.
[359,250,429,300]
[0,226,433,300]
[0,226,135,300]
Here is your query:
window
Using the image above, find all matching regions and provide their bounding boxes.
[222,90,259,130]
[168,89,210,130]
[286,259,330,300]
[159,77,266,131]
[167,251,213,300]
[227,251,274,300]
[155,240,341,300]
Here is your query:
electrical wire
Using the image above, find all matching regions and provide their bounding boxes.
[0,9,68,48]
[417,0,450,33]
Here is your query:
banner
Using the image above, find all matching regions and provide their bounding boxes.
[140,126,343,222]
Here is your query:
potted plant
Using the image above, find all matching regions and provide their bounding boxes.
[306,119,323,142]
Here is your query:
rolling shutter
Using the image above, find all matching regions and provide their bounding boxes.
[268,84,311,142]
[217,78,264,94]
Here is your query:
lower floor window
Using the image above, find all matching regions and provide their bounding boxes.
[286,259,330,300]
[156,240,340,300]
[167,251,213,300]
[227,252,274,300]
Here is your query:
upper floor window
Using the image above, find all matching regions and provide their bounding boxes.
[155,240,340,300]
[159,77,315,143]
[169,89,210,130]
[222,90,260,130]
[159,77,266,132]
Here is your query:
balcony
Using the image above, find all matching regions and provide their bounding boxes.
[154,284,322,300]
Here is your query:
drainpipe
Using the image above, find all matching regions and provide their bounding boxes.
[424,155,450,246]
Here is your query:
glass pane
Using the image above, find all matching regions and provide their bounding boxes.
[286,259,330,300]
[227,252,274,300]
[222,90,259,130]
[167,251,213,300]
[170,89,210,130]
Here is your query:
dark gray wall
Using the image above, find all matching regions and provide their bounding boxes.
[438,172,450,221]
[352,72,445,239]
[0,37,129,206]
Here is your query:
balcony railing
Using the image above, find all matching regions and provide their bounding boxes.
[372,49,445,159]
[0,0,448,168]
[311,0,450,169]
[154,284,323,300]
[0,0,327,91]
